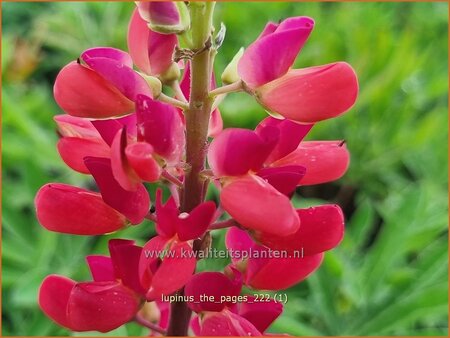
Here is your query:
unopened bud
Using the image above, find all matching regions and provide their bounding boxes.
[159,62,181,84]
[140,73,162,98]
[221,47,244,85]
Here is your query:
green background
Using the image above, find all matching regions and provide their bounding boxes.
[2,1,448,336]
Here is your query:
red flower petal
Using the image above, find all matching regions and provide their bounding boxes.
[86,255,115,282]
[111,127,141,191]
[54,62,134,118]
[246,253,324,290]
[255,205,345,256]
[257,63,358,123]
[108,239,145,295]
[225,227,257,264]
[91,114,137,146]
[125,142,162,183]
[226,228,323,290]
[136,94,185,164]
[128,9,177,76]
[54,114,100,139]
[257,165,305,196]
[68,281,140,332]
[274,140,350,185]
[208,128,279,177]
[139,235,168,289]
[208,108,224,138]
[137,1,180,26]
[139,237,196,301]
[81,49,151,102]
[154,189,178,238]
[35,183,126,235]
[238,17,314,88]
[238,296,283,333]
[57,137,110,174]
[84,157,150,224]
[185,270,242,313]
[176,201,216,241]
[80,47,133,67]
[39,275,75,330]
[200,310,262,336]
[255,117,313,164]
[220,175,299,235]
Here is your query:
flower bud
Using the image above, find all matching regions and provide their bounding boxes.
[159,62,181,84]
[136,1,190,34]
[140,74,162,98]
[221,47,244,85]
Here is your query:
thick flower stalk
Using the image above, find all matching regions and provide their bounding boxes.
[35,2,358,336]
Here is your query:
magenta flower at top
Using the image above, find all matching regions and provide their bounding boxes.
[128,8,178,77]
[238,17,358,123]
[135,1,190,34]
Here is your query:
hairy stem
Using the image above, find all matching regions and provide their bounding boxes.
[166,2,216,336]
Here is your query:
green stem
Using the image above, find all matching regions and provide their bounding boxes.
[166,2,215,336]
[209,80,243,97]
[181,1,215,212]
[157,92,189,110]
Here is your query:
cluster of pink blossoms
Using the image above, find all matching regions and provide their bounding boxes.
[35,2,358,336]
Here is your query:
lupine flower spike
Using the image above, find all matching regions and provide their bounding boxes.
[36,2,358,336]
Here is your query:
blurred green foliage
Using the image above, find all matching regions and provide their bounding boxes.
[2,1,448,336]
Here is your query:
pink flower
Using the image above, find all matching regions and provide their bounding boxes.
[208,116,350,194]
[226,227,324,290]
[220,175,300,235]
[55,93,186,192]
[39,240,144,332]
[238,18,358,123]
[154,189,216,241]
[128,8,178,77]
[88,94,184,190]
[207,116,347,237]
[185,268,282,336]
[138,191,216,301]
[54,115,110,174]
[135,94,185,164]
[254,204,345,255]
[272,140,350,185]
[198,309,262,336]
[138,236,196,301]
[54,47,151,118]
[185,268,243,313]
[84,157,150,224]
